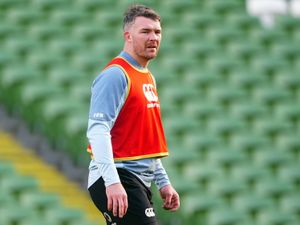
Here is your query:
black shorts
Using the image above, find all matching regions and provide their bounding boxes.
[88,168,158,225]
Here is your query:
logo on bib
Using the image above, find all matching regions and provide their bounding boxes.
[143,84,160,108]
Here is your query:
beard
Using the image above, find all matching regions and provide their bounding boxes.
[132,39,160,62]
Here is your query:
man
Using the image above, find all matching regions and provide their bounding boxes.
[87,4,180,225]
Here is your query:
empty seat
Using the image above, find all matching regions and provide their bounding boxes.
[257,208,298,225]
[19,191,60,213]
[207,206,247,225]
[0,175,38,198]
[206,115,246,137]
[252,85,292,104]
[184,99,223,120]
[229,101,268,120]
[44,206,85,224]
[232,193,273,215]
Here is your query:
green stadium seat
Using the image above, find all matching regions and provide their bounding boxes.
[204,0,244,14]
[206,84,247,105]
[253,149,292,171]
[276,133,300,156]
[274,69,300,89]
[226,13,259,31]
[184,67,221,87]
[255,178,294,199]
[182,191,224,215]
[207,206,247,225]
[5,36,39,55]
[183,99,222,120]
[47,67,86,87]
[205,26,244,46]
[281,194,300,214]
[44,206,85,224]
[20,217,58,225]
[50,9,89,26]
[0,161,15,178]
[19,191,60,214]
[182,40,220,60]
[249,28,288,47]
[183,131,223,154]
[48,39,84,55]
[28,23,66,41]
[278,164,300,186]
[31,0,69,10]
[226,40,263,61]
[270,41,300,60]
[252,117,292,136]
[230,131,270,150]
[74,0,111,11]
[183,10,220,29]
[232,194,273,216]
[206,116,246,137]
[252,85,292,104]
[183,161,223,188]
[257,208,298,225]
[0,175,38,197]
[228,69,268,88]
[0,204,38,225]
[250,55,290,74]
[229,101,268,120]
[6,7,44,25]
[231,164,270,187]
[206,147,246,170]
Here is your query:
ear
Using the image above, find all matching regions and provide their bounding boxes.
[124,31,132,42]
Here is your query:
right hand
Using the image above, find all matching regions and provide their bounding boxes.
[106,183,128,218]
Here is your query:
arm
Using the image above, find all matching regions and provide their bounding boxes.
[154,159,180,212]
[87,66,128,218]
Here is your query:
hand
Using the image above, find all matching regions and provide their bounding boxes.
[106,183,128,218]
[159,184,180,211]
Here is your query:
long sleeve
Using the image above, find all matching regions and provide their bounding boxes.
[87,65,128,187]
[153,159,171,190]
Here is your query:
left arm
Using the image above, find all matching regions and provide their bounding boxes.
[153,159,180,211]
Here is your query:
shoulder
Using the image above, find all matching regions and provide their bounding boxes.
[92,66,127,88]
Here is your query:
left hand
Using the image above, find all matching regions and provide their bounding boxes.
[159,184,180,212]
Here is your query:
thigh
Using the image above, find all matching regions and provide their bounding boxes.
[88,169,158,225]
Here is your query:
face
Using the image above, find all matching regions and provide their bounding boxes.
[124,16,162,66]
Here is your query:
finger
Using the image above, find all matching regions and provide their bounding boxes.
[118,198,124,218]
[112,197,118,217]
[163,194,172,208]
[107,196,112,211]
[123,194,128,215]
[169,195,180,211]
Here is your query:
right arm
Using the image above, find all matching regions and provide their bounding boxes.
[87,66,128,218]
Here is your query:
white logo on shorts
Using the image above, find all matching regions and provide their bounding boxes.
[145,208,155,217]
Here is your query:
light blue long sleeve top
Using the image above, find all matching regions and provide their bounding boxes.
[87,51,170,190]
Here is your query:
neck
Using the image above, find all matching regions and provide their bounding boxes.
[123,47,149,68]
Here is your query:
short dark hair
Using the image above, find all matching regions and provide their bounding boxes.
[123,4,161,30]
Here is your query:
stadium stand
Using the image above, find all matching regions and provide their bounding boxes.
[0,131,105,225]
[1,0,300,224]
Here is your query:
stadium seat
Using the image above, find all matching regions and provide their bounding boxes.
[257,208,298,225]
[231,163,270,187]
[207,206,247,225]
[183,99,222,120]
[232,193,273,216]
[44,206,85,223]
[183,161,223,187]
[19,191,60,214]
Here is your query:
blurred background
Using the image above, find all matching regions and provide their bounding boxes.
[1,0,300,225]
